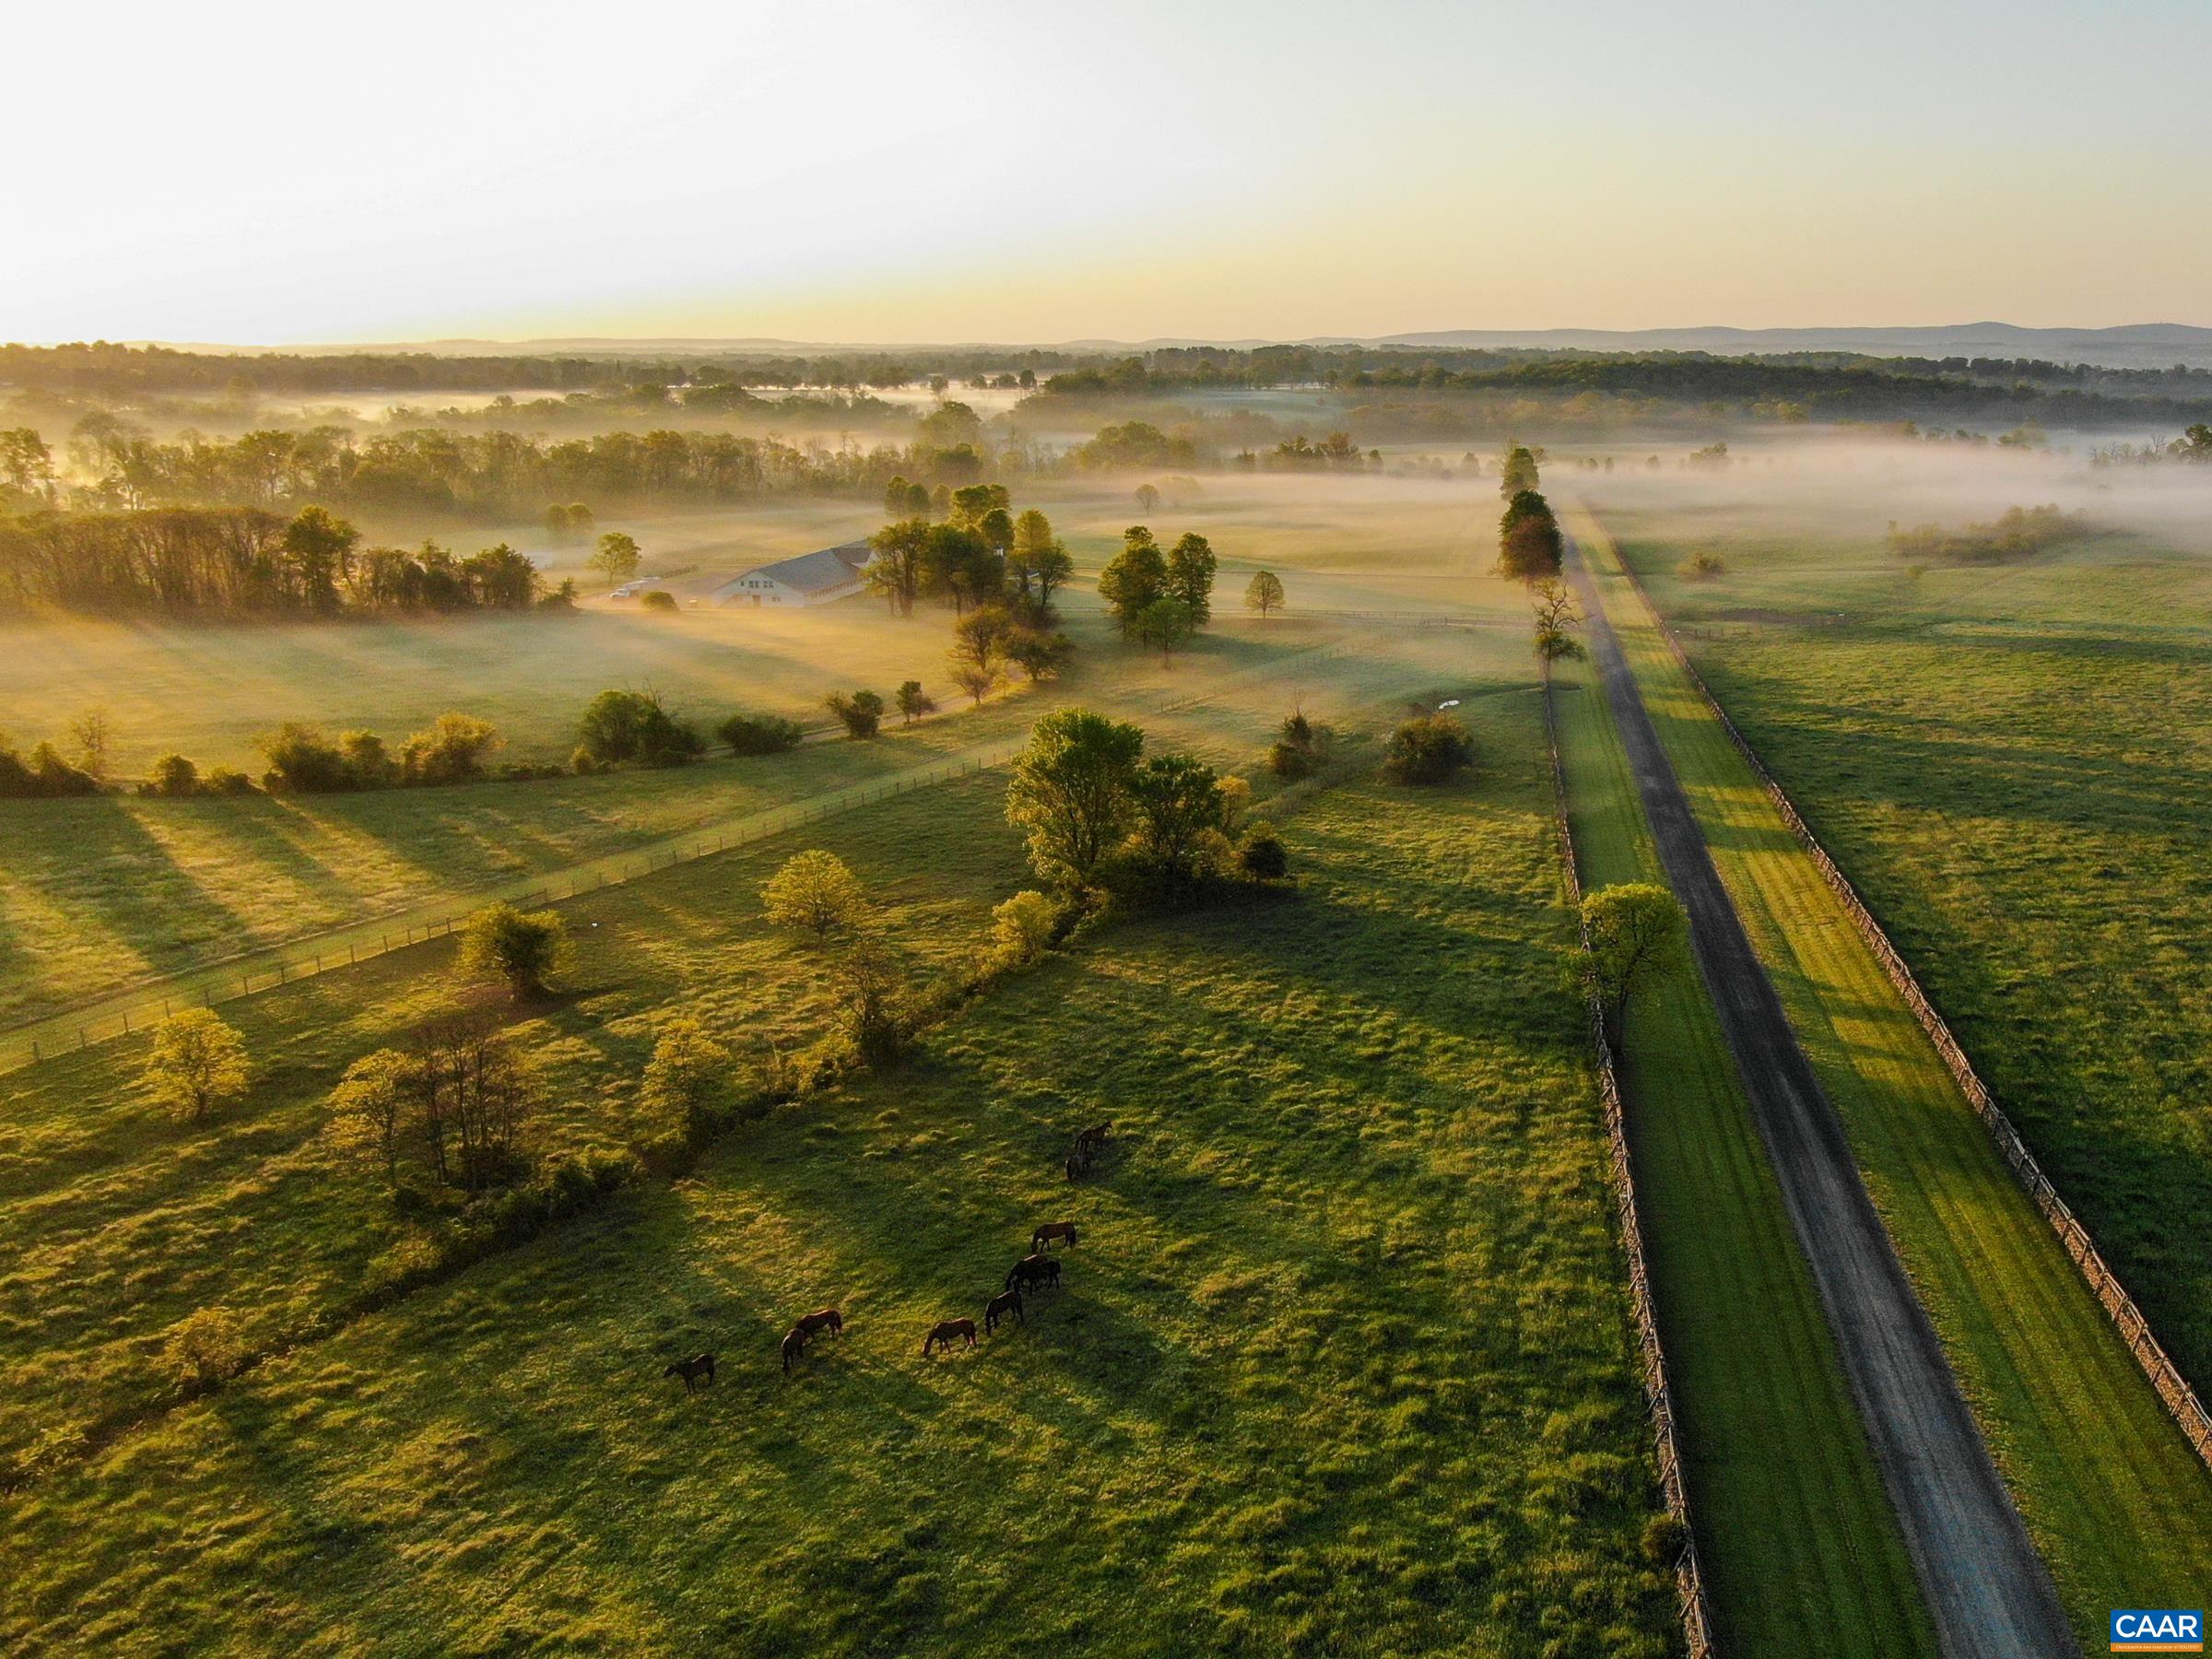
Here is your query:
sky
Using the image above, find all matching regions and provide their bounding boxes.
[11,0,2212,346]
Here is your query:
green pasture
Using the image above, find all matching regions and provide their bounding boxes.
[0,691,1679,1656]
[1570,508,2212,1646]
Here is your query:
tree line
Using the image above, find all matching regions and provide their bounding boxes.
[0,502,571,617]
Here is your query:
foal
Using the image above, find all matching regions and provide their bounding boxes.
[924,1318,977,1356]
[781,1325,810,1375]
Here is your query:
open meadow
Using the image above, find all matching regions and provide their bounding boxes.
[0,628,1687,1653]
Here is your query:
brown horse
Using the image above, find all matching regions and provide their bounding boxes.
[1031,1221,1079,1253]
[794,1307,843,1340]
[1064,1151,1089,1182]
[1006,1253,1062,1294]
[985,1289,1024,1333]
[924,1318,977,1356]
[781,1325,810,1374]
[663,1352,715,1393]
[1075,1121,1112,1148]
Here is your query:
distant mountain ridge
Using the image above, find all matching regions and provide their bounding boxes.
[114,323,2212,371]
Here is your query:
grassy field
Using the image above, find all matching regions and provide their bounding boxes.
[0,616,1430,1030]
[1569,505,2212,1643]
[0,688,1682,1655]
[1551,656,1936,1656]
[1604,509,2212,1403]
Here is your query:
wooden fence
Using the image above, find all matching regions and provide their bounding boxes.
[1544,679,1719,1659]
[1610,557,2212,1475]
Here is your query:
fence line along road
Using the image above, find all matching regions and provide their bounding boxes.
[1605,550,2212,1477]
[0,638,1362,1081]
[1543,677,1720,1659]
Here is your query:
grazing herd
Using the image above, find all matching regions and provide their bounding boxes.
[667,1124,1110,1392]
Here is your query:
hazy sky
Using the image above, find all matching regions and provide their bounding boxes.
[14,0,2211,345]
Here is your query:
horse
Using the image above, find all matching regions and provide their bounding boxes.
[985,1289,1025,1333]
[1006,1253,1062,1294]
[924,1318,977,1356]
[781,1325,811,1375]
[663,1352,715,1393]
[1075,1120,1112,1148]
[1065,1149,1092,1182]
[794,1307,843,1340]
[1031,1221,1079,1253]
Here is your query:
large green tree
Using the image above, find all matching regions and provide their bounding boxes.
[1165,532,1217,624]
[1098,527,1168,634]
[1006,709,1145,888]
[1580,883,1689,1043]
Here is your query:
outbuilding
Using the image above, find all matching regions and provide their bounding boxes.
[711,540,872,607]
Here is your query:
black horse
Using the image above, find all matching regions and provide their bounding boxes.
[1006,1254,1062,1294]
[985,1288,1025,1332]
[664,1352,716,1393]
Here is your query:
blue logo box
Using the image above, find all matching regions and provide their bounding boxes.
[2112,1610,2204,1653]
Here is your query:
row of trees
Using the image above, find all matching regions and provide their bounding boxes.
[1495,446,1565,582]
[865,488,1073,620]
[0,503,572,618]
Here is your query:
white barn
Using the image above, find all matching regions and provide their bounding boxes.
[711,540,872,608]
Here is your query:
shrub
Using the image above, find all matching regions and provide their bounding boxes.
[1266,710,1333,779]
[458,903,571,996]
[1679,550,1725,580]
[1641,1512,1689,1565]
[989,891,1059,969]
[640,588,679,612]
[401,712,502,783]
[718,712,806,756]
[161,1306,251,1390]
[1239,830,1289,880]
[577,688,702,767]
[341,730,399,787]
[838,936,910,1066]
[143,1009,251,1123]
[570,746,600,775]
[257,722,357,792]
[1382,713,1474,784]
[762,850,867,939]
[146,753,202,797]
[202,766,259,796]
[826,689,885,739]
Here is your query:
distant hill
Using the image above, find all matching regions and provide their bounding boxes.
[107,323,2212,372]
[1366,324,2212,371]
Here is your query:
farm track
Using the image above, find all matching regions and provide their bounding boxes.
[1571,543,2077,1659]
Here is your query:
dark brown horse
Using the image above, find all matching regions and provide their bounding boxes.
[985,1289,1024,1333]
[1064,1151,1090,1182]
[1031,1221,1079,1253]
[794,1307,843,1340]
[663,1352,715,1392]
[781,1325,810,1374]
[1075,1120,1112,1148]
[924,1318,977,1356]
[1006,1253,1062,1294]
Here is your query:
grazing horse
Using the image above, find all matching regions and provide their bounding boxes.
[985,1289,1025,1333]
[794,1307,843,1340]
[1006,1253,1062,1294]
[924,1318,977,1356]
[1064,1152,1089,1182]
[1031,1221,1079,1253]
[663,1352,716,1393]
[781,1325,810,1375]
[1077,1120,1112,1146]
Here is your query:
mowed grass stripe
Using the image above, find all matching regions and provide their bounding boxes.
[1571,505,2212,1643]
[1552,657,1936,1657]
[2,700,1680,1655]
